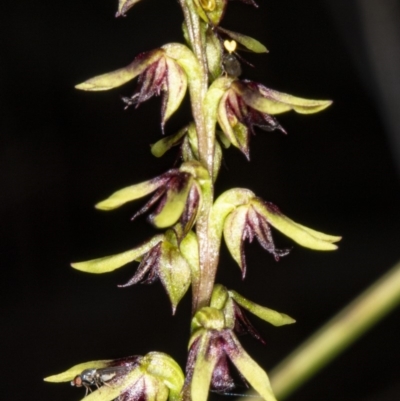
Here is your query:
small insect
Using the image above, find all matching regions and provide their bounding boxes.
[222,40,242,78]
[71,366,130,396]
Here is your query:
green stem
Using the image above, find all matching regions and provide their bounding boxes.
[179,0,217,312]
[268,260,400,400]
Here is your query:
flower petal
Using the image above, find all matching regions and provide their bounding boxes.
[223,205,248,274]
[227,334,277,401]
[75,50,163,91]
[229,290,296,326]
[190,332,218,401]
[210,188,255,244]
[95,175,170,211]
[162,44,201,87]
[151,177,193,228]
[158,241,191,313]
[217,90,241,149]
[71,235,164,273]
[233,81,332,115]
[218,28,268,53]
[142,352,185,401]
[116,0,142,17]
[162,58,188,128]
[151,126,189,157]
[251,199,341,250]
[205,28,223,80]
[180,231,200,280]
[44,360,111,383]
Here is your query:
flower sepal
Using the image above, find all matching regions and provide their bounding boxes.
[116,0,142,17]
[210,284,295,328]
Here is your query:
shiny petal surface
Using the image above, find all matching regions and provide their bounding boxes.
[76,50,163,91]
[223,205,248,273]
[71,235,164,273]
[218,28,268,53]
[233,81,332,115]
[229,290,296,326]
[151,177,193,228]
[228,334,277,401]
[251,199,341,250]
[190,333,218,401]
[95,176,169,211]
[162,58,188,128]
[158,241,191,313]
[44,360,111,382]
[151,126,189,157]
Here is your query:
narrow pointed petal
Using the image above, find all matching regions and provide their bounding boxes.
[229,290,296,326]
[151,126,189,157]
[190,333,218,401]
[162,44,204,115]
[206,28,223,80]
[180,231,200,279]
[218,28,268,53]
[162,58,188,128]
[233,81,332,115]
[251,199,341,250]
[75,50,163,91]
[158,241,191,313]
[116,0,142,17]
[95,176,170,211]
[151,178,193,228]
[217,91,241,149]
[292,222,342,243]
[71,235,164,273]
[223,205,248,274]
[213,141,223,182]
[44,360,111,382]
[204,77,233,151]
[227,335,277,401]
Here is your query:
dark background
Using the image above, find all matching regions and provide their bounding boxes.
[1,1,400,401]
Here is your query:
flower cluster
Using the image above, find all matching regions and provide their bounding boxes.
[46,2,340,401]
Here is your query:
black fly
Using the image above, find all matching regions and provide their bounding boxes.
[71,366,130,396]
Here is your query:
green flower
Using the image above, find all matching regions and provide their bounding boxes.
[215,78,332,159]
[183,285,294,401]
[71,231,199,313]
[210,189,341,277]
[76,47,187,132]
[95,161,211,237]
[44,352,184,401]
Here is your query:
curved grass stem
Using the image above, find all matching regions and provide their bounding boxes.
[268,260,400,399]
